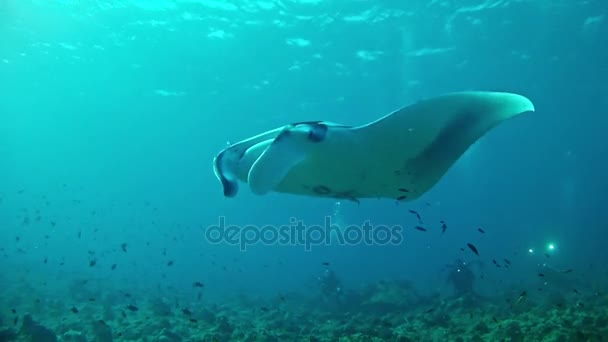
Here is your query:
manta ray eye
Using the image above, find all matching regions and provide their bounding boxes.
[307,123,328,142]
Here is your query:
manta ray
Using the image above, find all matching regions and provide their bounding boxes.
[213,91,534,203]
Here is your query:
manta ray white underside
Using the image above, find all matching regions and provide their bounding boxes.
[213,91,534,202]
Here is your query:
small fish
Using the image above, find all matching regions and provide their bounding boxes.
[182,308,192,316]
[89,260,97,267]
[408,210,421,222]
[193,281,204,288]
[492,317,498,323]
[167,261,174,266]
[425,308,435,313]
[516,291,527,304]
[126,305,139,312]
[11,309,16,314]
[561,268,573,273]
[77,231,81,239]
[492,259,497,265]
[477,228,485,234]
[544,253,551,259]
[121,243,128,252]
[88,297,96,302]
[71,307,79,313]
[321,262,330,266]
[43,257,48,264]
[189,318,198,323]
[111,264,117,270]
[538,273,545,277]
[398,188,409,193]
[121,310,127,318]
[440,220,447,234]
[467,243,479,256]
[396,195,407,201]
[260,307,269,312]
[414,226,427,232]
[504,258,511,265]
[573,289,579,295]
[459,247,465,252]
[13,317,18,326]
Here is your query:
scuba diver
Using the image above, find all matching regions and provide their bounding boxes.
[318,268,343,306]
[446,259,477,296]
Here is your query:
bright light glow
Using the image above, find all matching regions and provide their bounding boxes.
[548,244,555,250]
[528,248,534,254]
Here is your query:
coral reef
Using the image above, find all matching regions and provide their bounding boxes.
[1,279,606,341]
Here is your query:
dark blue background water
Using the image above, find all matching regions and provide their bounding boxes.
[1,0,606,302]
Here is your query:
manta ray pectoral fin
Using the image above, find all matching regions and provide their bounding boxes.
[248,124,325,195]
[386,91,535,194]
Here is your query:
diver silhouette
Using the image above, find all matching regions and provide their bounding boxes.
[446,259,476,296]
[318,269,343,306]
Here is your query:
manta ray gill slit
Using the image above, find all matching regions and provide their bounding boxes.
[312,185,331,195]
[311,185,360,204]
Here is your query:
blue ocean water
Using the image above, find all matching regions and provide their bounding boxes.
[1,0,607,341]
